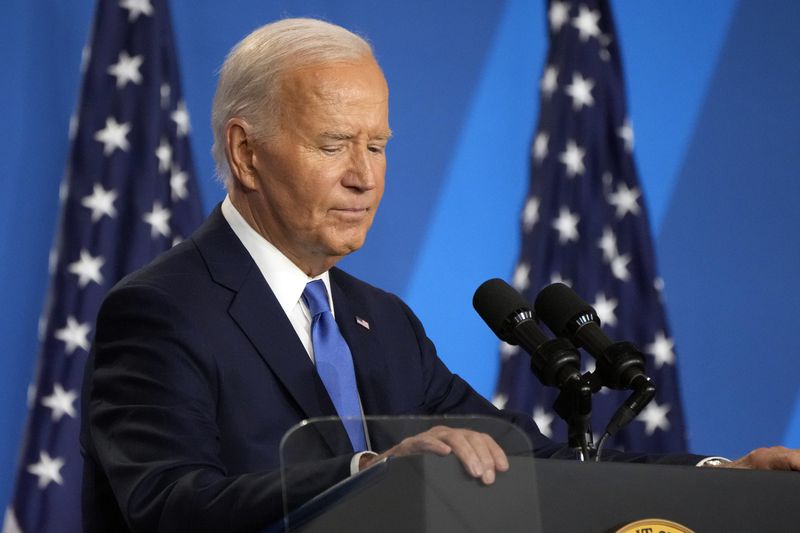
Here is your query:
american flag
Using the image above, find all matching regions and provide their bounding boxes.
[493,0,688,453]
[4,1,202,530]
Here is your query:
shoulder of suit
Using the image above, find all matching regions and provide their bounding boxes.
[111,238,206,295]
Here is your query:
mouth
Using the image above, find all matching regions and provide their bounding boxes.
[330,207,370,220]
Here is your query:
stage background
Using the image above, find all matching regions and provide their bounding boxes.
[1,0,798,511]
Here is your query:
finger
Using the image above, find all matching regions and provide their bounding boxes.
[464,432,499,484]
[759,446,791,470]
[439,430,484,479]
[396,434,452,457]
[787,449,800,471]
[774,447,800,471]
[736,446,800,471]
[471,431,509,472]
[486,433,509,472]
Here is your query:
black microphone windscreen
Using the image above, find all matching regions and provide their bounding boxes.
[472,278,531,342]
[534,283,595,336]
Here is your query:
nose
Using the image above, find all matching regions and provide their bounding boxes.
[342,145,379,191]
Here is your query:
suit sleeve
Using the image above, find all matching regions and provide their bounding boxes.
[84,282,350,532]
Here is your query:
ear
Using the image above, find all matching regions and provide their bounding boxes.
[225,118,258,191]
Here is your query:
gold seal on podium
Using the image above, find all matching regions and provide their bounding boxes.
[615,518,695,533]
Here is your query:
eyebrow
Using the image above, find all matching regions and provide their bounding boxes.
[320,130,393,141]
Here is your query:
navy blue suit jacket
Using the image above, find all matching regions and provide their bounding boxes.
[81,207,564,532]
[81,207,701,532]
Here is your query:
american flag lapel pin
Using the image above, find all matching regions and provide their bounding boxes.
[355,316,370,330]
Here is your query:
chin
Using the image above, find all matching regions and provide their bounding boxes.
[325,233,368,259]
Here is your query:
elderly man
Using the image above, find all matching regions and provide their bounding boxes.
[81,17,800,533]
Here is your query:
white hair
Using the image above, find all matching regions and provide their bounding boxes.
[211,18,374,186]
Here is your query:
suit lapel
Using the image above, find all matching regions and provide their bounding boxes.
[194,207,348,454]
[227,269,338,421]
[330,271,392,417]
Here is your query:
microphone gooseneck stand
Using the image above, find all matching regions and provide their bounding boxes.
[552,371,595,460]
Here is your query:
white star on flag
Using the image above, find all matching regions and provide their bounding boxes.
[107,50,144,88]
[513,262,531,291]
[540,65,559,99]
[67,249,105,288]
[27,451,65,489]
[559,140,586,177]
[608,182,641,218]
[532,132,549,163]
[143,201,172,238]
[549,1,570,32]
[552,207,580,244]
[533,406,555,438]
[54,316,91,355]
[81,183,118,222]
[4,507,22,533]
[572,5,602,42]
[120,0,154,21]
[565,72,595,110]
[155,137,172,173]
[170,164,189,201]
[597,227,618,263]
[492,393,508,410]
[171,100,191,137]
[592,293,618,327]
[610,253,631,281]
[522,197,540,231]
[94,116,131,155]
[618,118,634,152]
[646,331,675,368]
[637,400,671,435]
[654,277,665,293]
[41,384,78,422]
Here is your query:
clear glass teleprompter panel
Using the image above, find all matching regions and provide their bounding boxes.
[279,415,543,532]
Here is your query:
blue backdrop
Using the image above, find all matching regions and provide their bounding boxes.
[2,0,799,512]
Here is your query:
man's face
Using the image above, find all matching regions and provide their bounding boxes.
[245,57,390,275]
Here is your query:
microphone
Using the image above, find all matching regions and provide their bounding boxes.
[534,282,649,392]
[534,283,655,452]
[473,279,581,389]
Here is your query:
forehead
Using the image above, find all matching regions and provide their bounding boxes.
[277,58,389,118]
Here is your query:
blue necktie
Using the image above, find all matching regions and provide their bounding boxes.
[303,280,367,452]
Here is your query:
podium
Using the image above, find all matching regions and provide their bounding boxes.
[281,417,800,532]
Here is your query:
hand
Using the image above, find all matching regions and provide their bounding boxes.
[715,446,800,471]
[359,425,509,484]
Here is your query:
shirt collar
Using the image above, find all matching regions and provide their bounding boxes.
[221,196,333,316]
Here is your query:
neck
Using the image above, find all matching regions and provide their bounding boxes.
[228,191,338,277]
